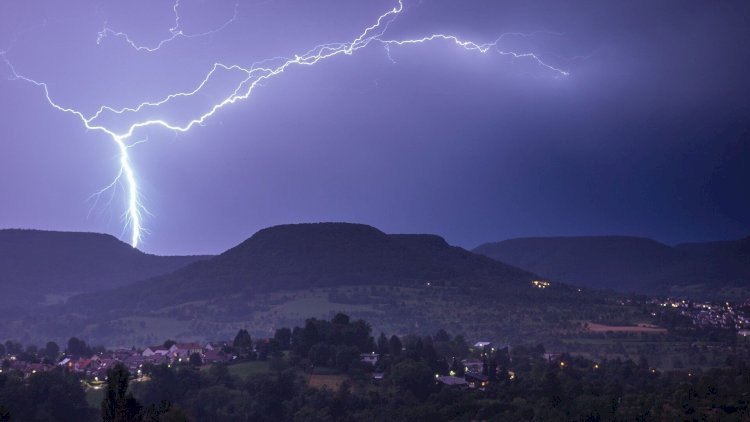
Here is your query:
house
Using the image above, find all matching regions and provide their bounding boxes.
[473,341,492,349]
[26,363,52,376]
[359,352,380,365]
[465,372,489,389]
[142,346,170,357]
[123,356,149,372]
[203,349,229,364]
[113,349,136,360]
[97,358,115,372]
[171,343,203,358]
[75,358,94,372]
[145,353,170,364]
[437,375,468,387]
[204,341,227,351]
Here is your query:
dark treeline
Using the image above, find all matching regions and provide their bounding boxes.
[2,313,750,421]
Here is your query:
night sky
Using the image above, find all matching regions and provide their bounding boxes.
[1,0,749,255]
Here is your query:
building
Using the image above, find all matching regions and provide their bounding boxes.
[203,349,229,364]
[170,343,203,358]
[360,352,380,365]
[473,341,492,349]
[437,375,468,387]
[465,372,489,389]
[142,346,170,357]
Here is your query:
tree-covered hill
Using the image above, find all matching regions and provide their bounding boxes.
[69,223,539,313]
[474,235,750,296]
[0,229,208,309]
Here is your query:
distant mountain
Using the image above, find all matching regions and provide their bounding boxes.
[0,229,208,309]
[474,235,750,296]
[5,224,603,347]
[70,223,537,313]
[675,236,750,288]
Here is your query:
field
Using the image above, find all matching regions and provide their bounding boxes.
[586,322,667,333]
[199,360,272,378]
[4,282,720,370]
[85,387,105,408]
[307,374,348,391]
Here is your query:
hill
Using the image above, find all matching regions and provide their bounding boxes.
[474,235,750,295]
[69,223,537,313]
[0,229,208,309]
[3,223,606,347]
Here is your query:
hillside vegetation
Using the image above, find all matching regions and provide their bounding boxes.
[0,229,208,309]
[474,235,750,296]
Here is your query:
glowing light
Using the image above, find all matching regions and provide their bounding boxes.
[2,0,568,247]
[532,280,551,289]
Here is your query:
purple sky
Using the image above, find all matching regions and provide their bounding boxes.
[1,0,749,255]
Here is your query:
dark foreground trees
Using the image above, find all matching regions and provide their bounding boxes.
[0,369,94,421]
[3,313,750,421]
[102,363,141,422]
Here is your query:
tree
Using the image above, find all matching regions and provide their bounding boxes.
[163,340,177,349]
[488,358,498,382]
[140,401,190,422]
[44,342,60,362]
[390,359,434,399]
[27,370,94,421]
[274,328,292,350]
[450,357,464,376]
[233,329,252,355]
[377,333,389,355]
[158,406,190,422]
[453,335,468,354]
[334,345,360,372]
[0,405,9,422]
[308,343,333,366]
[388,335,402,356]
[0,343,5,357]
[189,353,202,367]
[4,341,22,355]
[67,337,90,357]
[102,363,141,422]
[332,313,350,325]
[435,329,451,343]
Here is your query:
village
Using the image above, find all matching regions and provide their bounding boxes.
[647,297,750,332]
[1,335,506,392]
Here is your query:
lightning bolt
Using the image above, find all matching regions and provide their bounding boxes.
[96,0,240,53]
[2,0,568,249]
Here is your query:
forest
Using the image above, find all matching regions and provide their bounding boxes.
[1,313,749,421]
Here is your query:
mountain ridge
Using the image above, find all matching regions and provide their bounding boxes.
[0,229,210,309]
[67,222,538,313]
[474,234,750,295]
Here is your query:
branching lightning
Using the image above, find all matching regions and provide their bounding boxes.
[96,0,240,52]
[2,0,568,248]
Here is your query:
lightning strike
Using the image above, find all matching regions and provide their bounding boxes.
[96,0,240,52]
[2,0,568,248]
